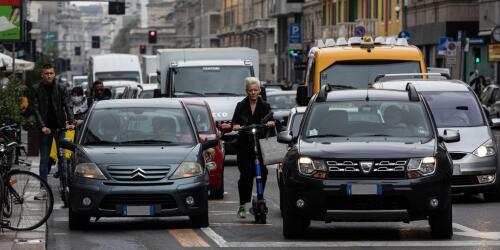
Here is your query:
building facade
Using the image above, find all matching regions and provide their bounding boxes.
[218,0,277,81]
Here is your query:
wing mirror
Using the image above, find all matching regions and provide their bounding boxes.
[490,118,500,129]
[439,129,460,143]
[201,134,218,150]
[219,123,233,134]
[277,131,293,144]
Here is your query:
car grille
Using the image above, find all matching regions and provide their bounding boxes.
[326,196,408,210]
[449,153,467,160]
[99,194,177,210]
[452,175,478,186]
[327,159,407,179]
[107,166,170,181]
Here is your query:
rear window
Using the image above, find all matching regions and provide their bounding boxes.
[422,92,485,127]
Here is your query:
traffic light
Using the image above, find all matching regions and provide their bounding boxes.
[148,30,157,44]
[473,48,481,64]
[139,44,146,54]
[92,36,100,49]
[288,49,302,58]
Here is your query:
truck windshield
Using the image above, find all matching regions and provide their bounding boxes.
[96,71,140,83]
[172,66,252,97]
[320,61,421,89]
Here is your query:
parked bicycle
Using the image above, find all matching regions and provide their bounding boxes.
[0,124,54,231]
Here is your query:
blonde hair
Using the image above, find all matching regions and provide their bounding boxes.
[245,77,260,90]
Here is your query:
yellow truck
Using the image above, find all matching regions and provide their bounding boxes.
[297,36,426,105]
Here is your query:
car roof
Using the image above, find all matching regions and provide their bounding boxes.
[266,90,296,96]
[324,89,413,102]
[374,79,470,92]
[94,98,183,109]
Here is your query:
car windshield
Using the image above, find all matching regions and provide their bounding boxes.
[320,61,421,89]
[290,113,304,136]
[186,104,214,134]
[267,93,296,110]
[172,66,251,96]
[302,101,432,142]
[139,90,154,99]
[422,92,485,127]
[82,107,196,145]
[96,71,140,83]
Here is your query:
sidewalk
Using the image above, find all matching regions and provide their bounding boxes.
[0,156,46,250]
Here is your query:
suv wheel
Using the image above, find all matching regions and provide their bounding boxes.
[429,195,452,239]
[68,206,90,230]
[282,196,310,239]
[190,210,209,228]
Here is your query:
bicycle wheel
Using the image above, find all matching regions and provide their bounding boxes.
[4,170,54,230]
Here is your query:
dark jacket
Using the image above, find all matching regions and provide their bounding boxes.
[31,81,74,129]
[231,96,274,149]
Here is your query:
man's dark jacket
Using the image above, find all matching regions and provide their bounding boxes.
[31,81,74,129]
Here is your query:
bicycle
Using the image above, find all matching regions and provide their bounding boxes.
[50,129,74,207]
[0,124,54,231]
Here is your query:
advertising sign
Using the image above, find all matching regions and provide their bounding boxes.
[0,0,22,41]
[488,44,500,62]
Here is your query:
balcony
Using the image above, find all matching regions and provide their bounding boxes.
[241,19,275,34]
[321,19,378,38]
[217,25,241,36]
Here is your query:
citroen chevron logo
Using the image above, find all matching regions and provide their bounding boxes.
[131,168,146,179]
[359,161,373,174]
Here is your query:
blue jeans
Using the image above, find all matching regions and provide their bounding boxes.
[38,129,64,183]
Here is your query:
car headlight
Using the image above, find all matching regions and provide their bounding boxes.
[75,163,107,180]
[0,144,5,153]
[407,157,436,178]
[473,139,496,157]
[297,157,327,178]
[170,162,204,179]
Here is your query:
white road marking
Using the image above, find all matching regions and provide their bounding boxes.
[14,239,44,244]
[453,223,479,233]
[201,227,228,247]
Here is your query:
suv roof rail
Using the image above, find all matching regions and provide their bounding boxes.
[316,85,332,102]
[406,83,420,102]
[373,73,451,83]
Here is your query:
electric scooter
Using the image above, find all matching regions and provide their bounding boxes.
[240,113,273,224]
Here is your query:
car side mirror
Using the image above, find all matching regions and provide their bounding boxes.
[439,129,460,143]
[59,139,76,151]
[277,130,293,144]
[219,123,233,133]
[490,118,500,129]
[202,138,218,150]
[296,85,310,106]
[153,89,162,98]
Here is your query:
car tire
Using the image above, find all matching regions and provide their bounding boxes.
[429,195,452,239]
[68,206,90,230]
[282,194,309,239]
[190,209,209,228]
[210,171,224,200]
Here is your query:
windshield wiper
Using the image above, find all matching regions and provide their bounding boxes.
[121,140,174,144]
[175,91,205,96]
[307,134,346,138]
[328,84,356,89]
[204,92,240,96]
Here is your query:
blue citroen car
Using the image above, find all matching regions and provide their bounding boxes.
[66,99,217,229]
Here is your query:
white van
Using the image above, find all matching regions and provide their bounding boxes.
[88,54,143,86]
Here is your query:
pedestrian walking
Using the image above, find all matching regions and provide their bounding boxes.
[31,64,74,199]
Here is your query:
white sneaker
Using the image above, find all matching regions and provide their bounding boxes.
[34,190,47,200]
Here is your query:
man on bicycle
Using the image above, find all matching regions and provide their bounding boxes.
[31,64,74,200]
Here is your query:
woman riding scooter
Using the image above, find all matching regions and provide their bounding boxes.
[231,77,275,219]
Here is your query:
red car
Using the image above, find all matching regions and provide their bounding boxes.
[181,99,225,199]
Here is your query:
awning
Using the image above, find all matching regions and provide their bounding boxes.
[478,28,493,37]
[0,52,35,72]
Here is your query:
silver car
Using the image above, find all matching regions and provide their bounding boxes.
[374,78,500,200]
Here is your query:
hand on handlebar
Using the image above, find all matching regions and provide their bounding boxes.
[233,124,241,131]
[266,121,275,128]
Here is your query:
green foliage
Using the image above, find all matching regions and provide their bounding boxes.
[0,75,24,125]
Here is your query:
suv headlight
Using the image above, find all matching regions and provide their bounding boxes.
[170,162,204,179]
[473,139,496,157]
[75,163,107,180]
[297,157,327,178]
[407,157,436,178]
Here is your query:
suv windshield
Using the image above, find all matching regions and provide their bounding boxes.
[422,92,485,127]
[82,108,195,145]
[172,66,251,97]
[320,61,421,89]
[303,101,431,142]
[267,93,296,110]
[96,71,140,82]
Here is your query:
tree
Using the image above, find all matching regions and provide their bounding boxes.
[0,74,32,126]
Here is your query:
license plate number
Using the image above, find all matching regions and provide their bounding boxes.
[123,205,154,216]
[347,184,381,195]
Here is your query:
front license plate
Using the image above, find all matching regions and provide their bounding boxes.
[123,205,155,216]
[347,184,381,195]
[453,164,461,175]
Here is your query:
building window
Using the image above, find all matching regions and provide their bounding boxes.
[332,1,336,25]
[367,0,371,18]
[322,1,327,26]
[388,0,392,21]
[374,0,378,19]
[381,0,384,22]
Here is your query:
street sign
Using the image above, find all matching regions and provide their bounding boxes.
[464,38,469,52]
[438,37,451,56]
[288,23,301,45]
[398,31,411,39]
[468,38,485,45]
[354,26,365,37]
[446,41,457,57]
[488,44,500,62]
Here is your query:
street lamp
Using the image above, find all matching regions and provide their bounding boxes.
[395,3,401,20]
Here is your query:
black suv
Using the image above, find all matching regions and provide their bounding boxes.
[278,85,459,239]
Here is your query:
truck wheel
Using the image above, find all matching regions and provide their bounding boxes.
[429,199,452,239]
[282,198,309,239]
[190,209,209,228]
